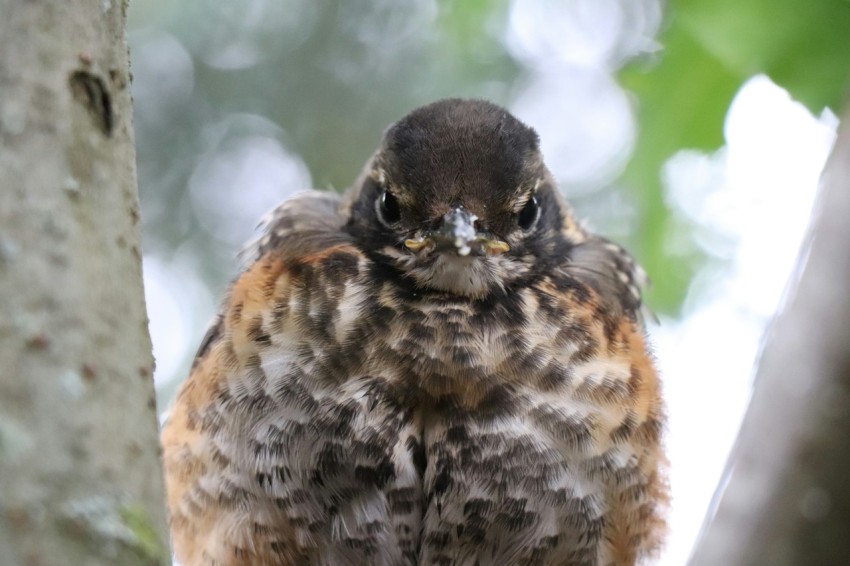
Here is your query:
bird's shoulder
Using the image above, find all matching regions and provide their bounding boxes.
[240,189,352,266]
[176,190,371,415]
[553,225,651,328]
[196,190,361,354]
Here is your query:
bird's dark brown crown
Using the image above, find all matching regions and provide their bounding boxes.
[380,98,542,226]
[346,98,577,297]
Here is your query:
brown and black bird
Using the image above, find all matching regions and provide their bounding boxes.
[162,99,667,566]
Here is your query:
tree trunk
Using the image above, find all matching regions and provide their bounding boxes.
[690,101,850,565]
[0,1,169,564]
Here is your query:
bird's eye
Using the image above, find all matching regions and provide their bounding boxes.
[377,189,401,225]
[517,195,539,230]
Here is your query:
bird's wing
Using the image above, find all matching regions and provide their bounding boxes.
[564,234,654,326]
[162,192,414,566]
[239,190,349,268]
[191,190,348,367]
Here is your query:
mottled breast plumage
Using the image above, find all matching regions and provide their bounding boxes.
[162,98,667,566]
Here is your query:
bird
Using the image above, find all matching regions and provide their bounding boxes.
[161,98,668,566]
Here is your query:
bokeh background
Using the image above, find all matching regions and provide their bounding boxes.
[128,1,848,563]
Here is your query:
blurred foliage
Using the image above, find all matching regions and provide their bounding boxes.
[130,0,847,397]
[620,0,850,311]
[130,0,518,293]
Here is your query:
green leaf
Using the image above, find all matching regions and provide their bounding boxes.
[678,0,850,113]
[621,23,742,313]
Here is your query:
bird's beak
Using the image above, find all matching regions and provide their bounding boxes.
[405,206,510,256]
[434,206,478,256]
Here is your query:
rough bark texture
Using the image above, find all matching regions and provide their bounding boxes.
[0,1,169,564]
[690,101,850,565]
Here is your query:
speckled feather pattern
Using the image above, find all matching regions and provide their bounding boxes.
[162,100,667,566]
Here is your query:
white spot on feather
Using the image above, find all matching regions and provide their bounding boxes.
[335,279,368,344]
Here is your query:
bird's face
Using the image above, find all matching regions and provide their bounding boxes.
[347,99,571,298]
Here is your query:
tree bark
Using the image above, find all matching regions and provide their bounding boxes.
[0,1,169,564]
[690,102,850,565]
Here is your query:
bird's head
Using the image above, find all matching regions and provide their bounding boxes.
[346,99,576,298]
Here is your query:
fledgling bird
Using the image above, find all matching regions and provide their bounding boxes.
[161,99,667,566]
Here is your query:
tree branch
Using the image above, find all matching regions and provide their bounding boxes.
[690,101,850,565]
